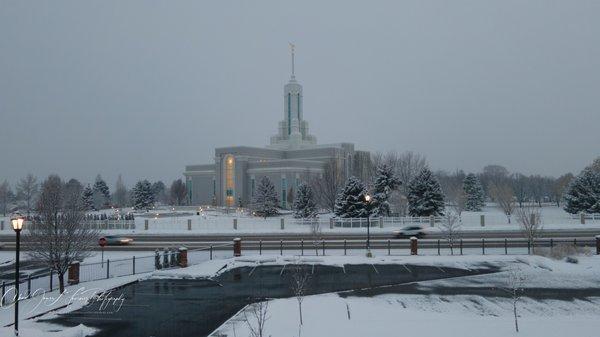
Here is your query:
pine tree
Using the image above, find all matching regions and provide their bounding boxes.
[463,173,485,211]
[133,180,155,211]
[252,176,279,217]
[93,174,111,208]
[407,167,445,216]
[564,167,600,214]
[82,185,95,211]
[334,177,369,218]
[293,183,318,218]
[371,164,401,216]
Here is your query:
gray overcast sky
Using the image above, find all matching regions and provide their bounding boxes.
[1,0,599,187]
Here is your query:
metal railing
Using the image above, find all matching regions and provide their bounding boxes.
[0,243,233,307]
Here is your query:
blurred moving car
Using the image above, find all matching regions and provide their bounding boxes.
[393,225,426,238]
[101,235,133,246]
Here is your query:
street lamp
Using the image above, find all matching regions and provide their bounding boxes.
[363,194,372,256]
[11,215,24,337]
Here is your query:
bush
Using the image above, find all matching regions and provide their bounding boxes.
[534,243,592,260]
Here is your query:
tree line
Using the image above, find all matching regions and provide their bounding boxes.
[0,174,189,215]
[249,152,600,219]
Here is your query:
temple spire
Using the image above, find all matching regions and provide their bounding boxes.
[289,42,295,80]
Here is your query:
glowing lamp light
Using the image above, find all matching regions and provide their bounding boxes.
[11,217,24,231]
[364,194,371,203]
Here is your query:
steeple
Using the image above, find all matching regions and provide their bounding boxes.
[290,42,296,80]
[269,44,317,149]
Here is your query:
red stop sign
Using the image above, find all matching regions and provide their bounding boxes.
[99,237,107,247]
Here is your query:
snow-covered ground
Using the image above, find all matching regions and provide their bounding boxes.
[1,246,599,337]
[214,292,600,337]
[211,255,600,337]
[2,205,597,236]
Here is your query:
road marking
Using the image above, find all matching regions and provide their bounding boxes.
[371,264,379,274]
[248,265,257,276]
[402,264,412,274]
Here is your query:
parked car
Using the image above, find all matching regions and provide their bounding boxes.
[393,225,426,238]
[100,235,133,246]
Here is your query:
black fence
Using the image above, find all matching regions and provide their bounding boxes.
[0,243,233,307]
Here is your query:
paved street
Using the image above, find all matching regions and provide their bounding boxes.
[1,228,598,250]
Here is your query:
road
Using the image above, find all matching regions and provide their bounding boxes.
[0,228,598,250]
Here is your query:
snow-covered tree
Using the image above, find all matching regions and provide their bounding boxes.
[93,174,111,209]
[334,176,369,218]
[252,176,279,218]
[463,173,485,211]
[563,167,600,214]
[81,185,95,211]
[371,164,401,216]
[293,183,317,218]
[132,180,155,211]
[407,167,445,216]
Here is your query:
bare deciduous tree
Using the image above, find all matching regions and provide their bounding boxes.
[113,174,128,208]
[16,174,38,215]
[394,151,427,216]
[490,183,515,223]
[310,219,322,256]
[312,159,344,213]
[515,205,542,252]
[0,180,13,216]
[25,175,99,294]
[440,210,461,255]
[170,178,188,206]
[503,268,526,333]
[290,264,310,336]
[244,301,270,337]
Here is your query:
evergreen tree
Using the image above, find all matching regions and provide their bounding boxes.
[564,167,600,214]
[133,180,155,211]
[293,183,318,218]
[463,173,485,211]
[371,164,401,216]
[252,176,279,217]
[93,174,111,208]
[407,167,445,216]
[82,185,95,211]
[334,177,369,218]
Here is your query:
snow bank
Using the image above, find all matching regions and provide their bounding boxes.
[0,324,95,337]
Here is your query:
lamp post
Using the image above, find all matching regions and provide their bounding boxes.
[11,215,24,337]
[364,194,372,256]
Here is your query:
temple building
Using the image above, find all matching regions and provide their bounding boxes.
[184,47,370,207]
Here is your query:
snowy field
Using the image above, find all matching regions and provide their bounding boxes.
[214,292,600,337]
[1,204,598,236]
[211,255,600,337]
